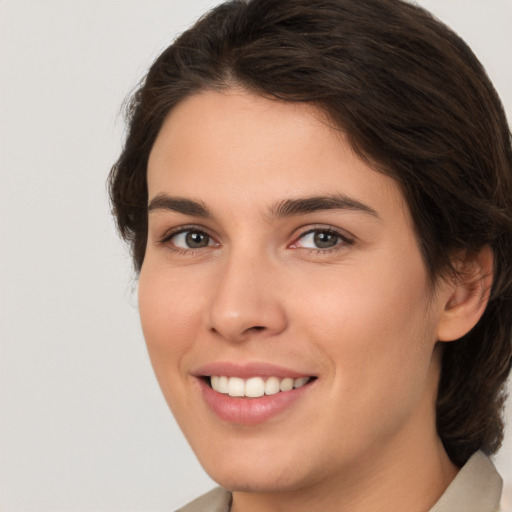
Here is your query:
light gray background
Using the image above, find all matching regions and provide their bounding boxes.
[0,1,510,511]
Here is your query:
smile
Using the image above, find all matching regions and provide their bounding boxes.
[209,375,312,398]
[195,364,317,424]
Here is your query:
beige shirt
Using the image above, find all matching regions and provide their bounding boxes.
[177,451,503,512]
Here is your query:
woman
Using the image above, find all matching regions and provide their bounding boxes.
[109,0,512,510]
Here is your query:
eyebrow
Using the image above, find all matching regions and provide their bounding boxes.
[147,193,380,220]
[270,195,380,219]
[148,194,212,217]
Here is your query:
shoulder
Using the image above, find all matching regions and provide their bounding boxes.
[176,487,232,512]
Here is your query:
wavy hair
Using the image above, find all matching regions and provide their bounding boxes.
[109,0,512,466]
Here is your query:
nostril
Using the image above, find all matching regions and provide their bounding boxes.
[243,326,266,334]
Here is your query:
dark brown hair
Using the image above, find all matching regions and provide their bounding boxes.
[109,0,512,466]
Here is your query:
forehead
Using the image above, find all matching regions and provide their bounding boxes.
[147,89,408,223]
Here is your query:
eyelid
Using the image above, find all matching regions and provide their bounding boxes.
[155,223,354,253]
[157,224,219,248]
[289,225,355,250]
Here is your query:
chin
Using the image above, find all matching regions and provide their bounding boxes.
[197,450,310,493]
[206,470,304,494]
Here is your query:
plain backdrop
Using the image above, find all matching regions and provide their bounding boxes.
[0,1,511,511]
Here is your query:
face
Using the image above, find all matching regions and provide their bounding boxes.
[139,89,450,493]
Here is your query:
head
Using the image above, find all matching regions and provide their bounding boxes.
[110,0,512,472]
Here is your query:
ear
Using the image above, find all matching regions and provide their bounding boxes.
[436,245,494,342]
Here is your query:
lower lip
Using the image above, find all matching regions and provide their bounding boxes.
[199,379,313,425]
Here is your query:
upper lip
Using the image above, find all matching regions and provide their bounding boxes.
[193,361,315,379]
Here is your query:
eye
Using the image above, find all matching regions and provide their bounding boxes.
[292,228,350,250]
[164,229,216,250]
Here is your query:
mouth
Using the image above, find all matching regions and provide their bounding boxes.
[195,365,317,424]
[206,375,314,398]
[193,362,317,424]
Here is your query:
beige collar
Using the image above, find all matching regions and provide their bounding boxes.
[429,451,502,512]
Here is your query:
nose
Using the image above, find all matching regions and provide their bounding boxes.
[206,250,288,343]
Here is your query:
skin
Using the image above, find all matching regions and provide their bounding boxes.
[139,89,488,512]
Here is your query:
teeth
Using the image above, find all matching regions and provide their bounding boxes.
[228,377,245,397]
[218,376,229,394]
[264,376,280,395]
[245,377,265,398]
[294,377,309,388]
[209,375,311,397]
[279,377,294,392]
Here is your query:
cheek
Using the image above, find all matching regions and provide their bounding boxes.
[298,253,433,339]
[294,256,437,402]
[137,266,203,371]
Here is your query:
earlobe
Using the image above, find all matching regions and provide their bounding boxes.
[436,246,494,342]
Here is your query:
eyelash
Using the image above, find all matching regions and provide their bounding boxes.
[291,226,354,254]
[157,225,218,255]
[157,225,354,255]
